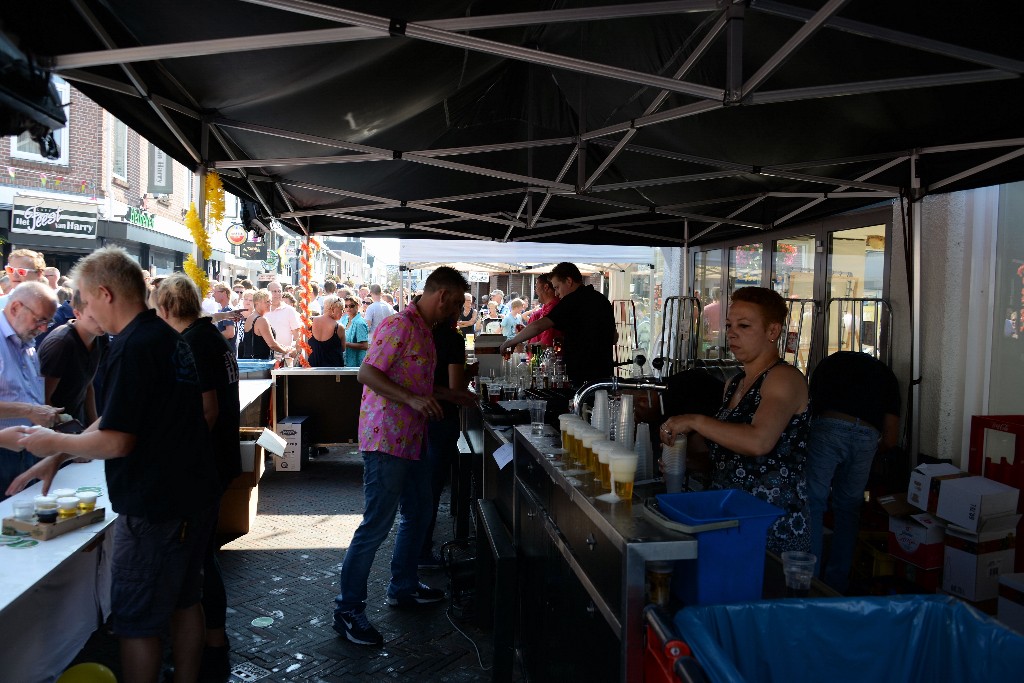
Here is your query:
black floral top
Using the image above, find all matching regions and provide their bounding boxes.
[707,360,811,555]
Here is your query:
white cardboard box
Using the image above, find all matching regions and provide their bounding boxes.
[998,573,1024,634]
[907,463,965,513]
[273,416,309,472]
[935,475,1020,533]
[879,493,946,569]
[942,514,1021,602]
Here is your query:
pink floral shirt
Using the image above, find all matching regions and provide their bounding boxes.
[358,303,436,460]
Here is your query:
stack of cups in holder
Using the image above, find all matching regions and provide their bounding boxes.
[634,423,653,481]
[661,434,687,493]
[616,394,635,449]
[591,390,609,437]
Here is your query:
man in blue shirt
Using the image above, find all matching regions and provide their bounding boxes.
[0,281,61,497]
[212,282,237,353]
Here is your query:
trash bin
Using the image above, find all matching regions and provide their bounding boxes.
[673,595,1024,683]
[656,491,783,605]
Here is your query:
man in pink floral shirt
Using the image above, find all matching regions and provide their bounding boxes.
[333,267,472,647]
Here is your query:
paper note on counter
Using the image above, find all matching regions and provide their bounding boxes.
[492,443,514,470]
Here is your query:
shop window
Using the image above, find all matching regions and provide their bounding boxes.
[10,79,70,166]
[112,118,128,180]
[825,225,887,357]
[694,249,724,358]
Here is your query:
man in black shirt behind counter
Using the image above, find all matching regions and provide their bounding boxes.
[499,262,616,388]
[10,246,220,683]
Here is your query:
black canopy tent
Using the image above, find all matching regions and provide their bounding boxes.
[4,0,1023,247]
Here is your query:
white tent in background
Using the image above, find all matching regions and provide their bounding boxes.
[398,239,655,268]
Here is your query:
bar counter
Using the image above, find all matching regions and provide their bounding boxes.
[470,402,698,683]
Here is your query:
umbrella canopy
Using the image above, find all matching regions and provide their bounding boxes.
[5,0,1022,246]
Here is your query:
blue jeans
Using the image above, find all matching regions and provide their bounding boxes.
[806,417,879,592]
[0,447,38,501]
[421,412,460,559]
[334,451,431,615]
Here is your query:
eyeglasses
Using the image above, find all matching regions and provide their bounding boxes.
[5,266,42,278]
[362,300,371,305]
[345,303,358,309]
[19,302,51,328]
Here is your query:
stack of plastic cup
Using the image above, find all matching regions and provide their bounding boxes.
[661,434,687,493]
[591,390,609,435]
[634,423,653,481]
[616,394,635,450]
[607,396,621,441]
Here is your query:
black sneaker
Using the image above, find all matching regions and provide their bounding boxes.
[417,551,444,570]
[333,609,384,646]
[198,645,230,682]
[387,583,445,608]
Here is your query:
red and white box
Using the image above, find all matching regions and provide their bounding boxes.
[879,493,946,570]
[943,514,1021,602]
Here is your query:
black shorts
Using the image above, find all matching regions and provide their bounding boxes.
[110,508,215,638]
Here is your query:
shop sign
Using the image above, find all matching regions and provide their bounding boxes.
[257,273,275,282]
[126,206,156,229]
[11,195,97,239]
[239,241,268,261]
[468,271,491,282]
[225,224,248,245]
[262,250,281,273]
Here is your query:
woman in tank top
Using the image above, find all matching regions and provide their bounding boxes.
[308,295,346,367]
[659,286,811,555]
[456,292,477,335]
[238,289,291,360]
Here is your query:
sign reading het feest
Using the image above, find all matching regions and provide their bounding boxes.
[11,195,98,239]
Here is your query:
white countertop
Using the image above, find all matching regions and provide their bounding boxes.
[0,459,116,615]
[272,367,360,376]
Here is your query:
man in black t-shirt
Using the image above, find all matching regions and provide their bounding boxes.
[420,317,466,568]
[38,290,108,425]
[499,262,617,387]
[12,246,219,683]
[806,351,901,593]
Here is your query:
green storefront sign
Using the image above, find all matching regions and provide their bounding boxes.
[126,206,156,229]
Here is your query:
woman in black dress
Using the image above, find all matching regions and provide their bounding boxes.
[238,289,291,360]
[308,295,346,367]
[456,292,477,335]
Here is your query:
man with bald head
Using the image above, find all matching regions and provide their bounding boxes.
[0,281,60,496]
[264,280,302,349]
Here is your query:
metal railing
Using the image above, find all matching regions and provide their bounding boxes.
[779,298,818,375]
[654,296,702,378]
[611,299,639,378]
[824,297,893,364]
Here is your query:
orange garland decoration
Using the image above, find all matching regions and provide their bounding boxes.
[295,238,320,367]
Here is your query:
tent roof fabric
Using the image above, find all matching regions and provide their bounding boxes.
[6,1,1022,247]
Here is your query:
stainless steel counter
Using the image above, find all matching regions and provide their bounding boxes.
[511,425,698,683]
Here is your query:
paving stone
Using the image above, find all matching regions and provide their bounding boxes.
[68,444,519,682]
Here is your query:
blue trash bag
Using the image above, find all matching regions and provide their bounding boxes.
[674,595,1024,683]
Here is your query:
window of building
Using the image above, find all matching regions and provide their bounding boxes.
[112,118,128,179]
[10,78,70,166]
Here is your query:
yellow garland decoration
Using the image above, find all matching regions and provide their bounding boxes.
[204,171,226,227]
[184,202,212,260]
[183,254,210,297]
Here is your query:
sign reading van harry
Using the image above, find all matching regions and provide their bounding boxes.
[11,196,98,239]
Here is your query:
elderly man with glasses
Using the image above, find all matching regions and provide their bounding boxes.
[0,281,61,497]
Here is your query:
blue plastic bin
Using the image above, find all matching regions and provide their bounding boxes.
[674,595,1024,683]
[656,490,783,606]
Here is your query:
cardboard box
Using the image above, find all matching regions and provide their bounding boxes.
[230,441,266,489]
[998,572,1024,634]
[936,476,1020,532]
[2,507,106,541]
[942,513,1020,602]
[893,556,941,593]
[217,486,259,537]
[908,463,966,513]
[274,416,310,472]
[879,493,946,569]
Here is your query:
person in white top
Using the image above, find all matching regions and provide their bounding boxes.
[363,283,394,337]
[263,280,303,348]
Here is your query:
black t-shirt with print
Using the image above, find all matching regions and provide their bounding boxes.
[545,284,616,386]
[183,318,242,490]
[99,309,219,520]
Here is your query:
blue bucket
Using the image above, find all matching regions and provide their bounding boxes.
[656,490,783,606]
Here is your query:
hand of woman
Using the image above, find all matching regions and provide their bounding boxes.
[659,415,700,446]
